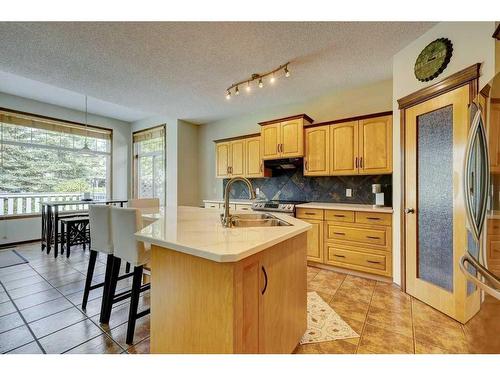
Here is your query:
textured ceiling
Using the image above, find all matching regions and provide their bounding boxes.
[0,22,435,123]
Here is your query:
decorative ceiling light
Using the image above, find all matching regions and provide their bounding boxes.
[225,62,290,99]
[80,95,93,155]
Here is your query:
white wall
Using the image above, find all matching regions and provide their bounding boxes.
[392,22,497,285]
[0,92,132,245]
[198,79,393,203]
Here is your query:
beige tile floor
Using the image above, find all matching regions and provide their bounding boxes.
[1,242,499,354]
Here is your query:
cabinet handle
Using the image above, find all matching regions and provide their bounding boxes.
[360,157,363,168]
[305,212,316,216]
[261,266,268,295]
[333,214,345,218]
[366,236,380,240]
[334,254,346,258]
[280,143,283,153]
[277,144,280,153]
[260,163,263,172]
[305,160,308,171]
[355,157,358,168]
[333,232,345,236]
[366,217,381,221]
[367,260,381,264]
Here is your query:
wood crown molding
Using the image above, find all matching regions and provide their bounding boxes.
[258,113,314,126]
[397,63,481,110]
[308,111,393,129]
[213,132,260,143]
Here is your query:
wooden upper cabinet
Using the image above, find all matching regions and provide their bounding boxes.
[261,123,281,160]
[330,121,358,175]
[304,125,329,176]
[229,139,245,177]
[216,142,231,178]
[260,115,312,160]
[246,136,264,178]
[280,119,304,158]
[490,102,500,174]
[358,115,392,174]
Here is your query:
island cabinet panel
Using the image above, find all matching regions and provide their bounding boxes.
[301,218,323,262]
[358,115,393,175]
[150,232,307,354]
[330,121,358,175]
[304,125,330,176]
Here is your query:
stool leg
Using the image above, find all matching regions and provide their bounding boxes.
[125,262,130,273]
[60,224,65,256]
[100,256,121,324]
[126,265,143,345]
[99,254,115,323]
[82,250,98,310]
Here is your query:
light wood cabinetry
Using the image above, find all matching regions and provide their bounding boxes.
[358,115,393,174]
[214,134,269,179]
[260,115,312,160]
[304,114,393,176]
[489,102,500,173]
[297,207,392,277]
[304,125,330,176]
[487,219,500,276]
[150,233,307,353]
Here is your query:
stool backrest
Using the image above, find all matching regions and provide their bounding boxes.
[89,205,113,254]
[111,207,149,266]
[128,198,160,214]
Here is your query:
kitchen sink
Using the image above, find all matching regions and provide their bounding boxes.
[228,213,292,227]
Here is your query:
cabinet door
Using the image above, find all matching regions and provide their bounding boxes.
[304,126,329,176]
[330,121,358,175]
[303,219,324,262]
[230,139,245,177]
[261,123,281,160]
[215,142,231,178]
[280,119,304,158]
[358,115,392,174]
[489,103,500,173]
[245,136,263,178]
[259,234,307,353]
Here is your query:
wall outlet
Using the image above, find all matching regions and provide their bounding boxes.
[346,188,352,197]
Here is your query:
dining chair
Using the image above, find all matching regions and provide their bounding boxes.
[106,207,151,344]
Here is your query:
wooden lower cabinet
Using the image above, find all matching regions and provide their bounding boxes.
[150,233,307,353]
[297,208,393,277]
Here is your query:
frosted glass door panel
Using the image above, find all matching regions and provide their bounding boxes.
[417,106,454,292]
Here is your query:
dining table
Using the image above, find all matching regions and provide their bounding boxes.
[41,199,128,258]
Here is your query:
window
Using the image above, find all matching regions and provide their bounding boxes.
[0,109,112,216]
[133,125,166,205]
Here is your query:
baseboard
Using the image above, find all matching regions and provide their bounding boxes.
[0,238,41,249]
[307,260,395,285]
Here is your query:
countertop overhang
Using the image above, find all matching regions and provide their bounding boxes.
[135,206,311,263]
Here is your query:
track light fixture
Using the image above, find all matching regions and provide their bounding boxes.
[225,62,290,99]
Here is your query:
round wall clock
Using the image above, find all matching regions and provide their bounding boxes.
[414,38,453,82]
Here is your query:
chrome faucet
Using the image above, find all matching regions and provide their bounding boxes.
[221,177,256,227]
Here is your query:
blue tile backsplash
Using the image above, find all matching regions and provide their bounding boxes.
[223,169,392,205]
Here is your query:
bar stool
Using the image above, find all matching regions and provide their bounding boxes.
[82,206,132,315]
[104,207,151,344]
[60,216,90,258]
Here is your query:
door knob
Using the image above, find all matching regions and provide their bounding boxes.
[405,208,415,214]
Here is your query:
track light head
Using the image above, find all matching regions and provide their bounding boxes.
[258,78,263,88]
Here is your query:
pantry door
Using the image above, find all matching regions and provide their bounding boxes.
[404,84,480,323]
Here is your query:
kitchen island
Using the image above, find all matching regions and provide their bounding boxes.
[135,206,311,354]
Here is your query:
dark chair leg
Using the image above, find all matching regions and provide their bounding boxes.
[100,256,121,324]
[99,254,115,323]
[125,262,130,273]
[126,265,143,345]
[66,224,71,258]
[82,250,98,310]
[60,224,65,256]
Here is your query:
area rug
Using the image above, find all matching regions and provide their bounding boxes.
[300,291,360,344]
[0,248,28,269]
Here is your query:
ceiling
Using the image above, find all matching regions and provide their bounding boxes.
[0,22,435,124]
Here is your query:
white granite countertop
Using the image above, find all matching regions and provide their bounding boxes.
[135,206,311,263]
[203,199,254,205]
[296,202,393,213]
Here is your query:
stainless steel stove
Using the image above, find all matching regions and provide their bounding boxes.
[251,200,306,216]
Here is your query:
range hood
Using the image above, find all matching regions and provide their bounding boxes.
[263,158,303,170]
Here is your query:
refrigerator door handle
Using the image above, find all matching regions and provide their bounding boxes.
[459,253,500,299]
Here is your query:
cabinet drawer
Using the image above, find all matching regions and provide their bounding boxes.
[204,203,220,209]
[324,210,354,223]
[326,245,388,272]
[326,223,387,247]
[235,204,252,211]
[488,219,500,233]
[355,211,391,226]
[488,235,500,260]
[296,208,324,220]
